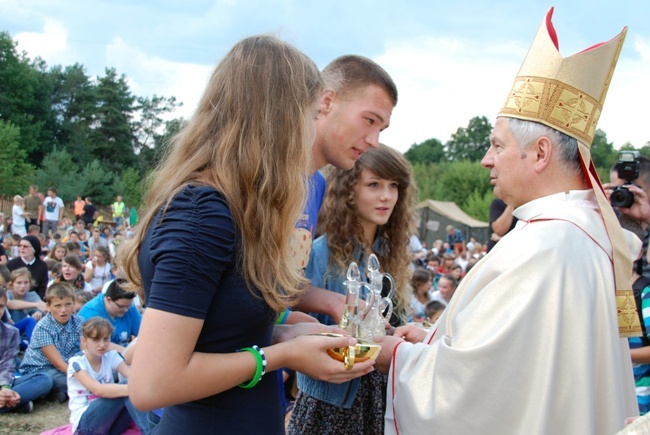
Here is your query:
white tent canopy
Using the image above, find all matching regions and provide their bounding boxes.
[416,199,490,246]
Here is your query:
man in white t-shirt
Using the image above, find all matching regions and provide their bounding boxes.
[42,187,64,238]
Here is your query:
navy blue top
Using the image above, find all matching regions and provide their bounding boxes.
[138,185,282,434]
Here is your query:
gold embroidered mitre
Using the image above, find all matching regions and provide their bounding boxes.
[499,7,626,146]
[499,8,640,337]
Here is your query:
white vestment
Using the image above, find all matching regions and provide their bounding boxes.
[386,190,640,434]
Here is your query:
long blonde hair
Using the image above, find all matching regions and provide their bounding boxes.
[119,35,323,311]
[318,144,416,323]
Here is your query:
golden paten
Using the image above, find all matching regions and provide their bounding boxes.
[312,333,381,370]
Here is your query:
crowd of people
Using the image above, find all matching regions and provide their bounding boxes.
[0,8,648,435]
[406,227,486,324]
[0,190,149,433]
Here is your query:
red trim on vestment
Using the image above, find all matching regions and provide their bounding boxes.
[391,340,405,435]
[426,327,438,345]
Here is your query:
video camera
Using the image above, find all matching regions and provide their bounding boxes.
[610,150,641,208]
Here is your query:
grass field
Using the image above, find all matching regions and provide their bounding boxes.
[1,400,69,435]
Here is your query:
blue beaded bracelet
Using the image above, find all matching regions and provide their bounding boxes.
[238,345,267,389]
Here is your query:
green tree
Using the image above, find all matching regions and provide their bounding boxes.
[411,160,492,220]
[620,142,636,151]
[78,160,115,205]
[48,64,96,163]
[0,32,47,164]
[88,68,137,172]
[112,167,145,210]
[590,129,617,169]
[436,161,492,207]
[404,138,446,165]
[462,188,494,222]
[35,148,82,203]
[1,31,184,176]
[0,120,34,195]
[639,143,650,159]
[132,95,181,153]
[136,115,185,176]
[411,162,445,201]
[445,116,492,161]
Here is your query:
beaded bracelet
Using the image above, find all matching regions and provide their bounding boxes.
[238,345,267,389]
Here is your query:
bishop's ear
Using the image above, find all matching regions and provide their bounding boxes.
[532,136,553,172]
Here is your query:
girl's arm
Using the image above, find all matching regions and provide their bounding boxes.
[7,299,47,312]
[294,285,346,323]
[121,339,137,365]
[71,367,128,398]
[83,263,93,283]
[129,308,374,411]
[116,360,130,378]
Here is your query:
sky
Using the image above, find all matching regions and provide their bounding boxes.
[1,0,649,153]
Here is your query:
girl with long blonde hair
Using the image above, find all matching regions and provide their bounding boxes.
[118,35,374,434]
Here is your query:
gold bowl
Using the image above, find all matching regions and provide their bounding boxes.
[311,333,381,369]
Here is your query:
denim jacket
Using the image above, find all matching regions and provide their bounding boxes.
[297,234,382,408]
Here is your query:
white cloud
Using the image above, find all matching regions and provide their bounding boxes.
[13,19,72,65]
[377,36,524,152]
[595,35,650,148]
[377,34,650,152]
[105,37,212,120]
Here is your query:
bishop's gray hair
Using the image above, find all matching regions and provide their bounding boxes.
[507,118,582,176]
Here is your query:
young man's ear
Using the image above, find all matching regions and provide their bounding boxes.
[319,89,336,115]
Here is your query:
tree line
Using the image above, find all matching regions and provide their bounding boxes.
[0,31,182,208]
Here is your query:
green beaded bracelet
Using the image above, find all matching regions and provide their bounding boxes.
[238,345,266,389]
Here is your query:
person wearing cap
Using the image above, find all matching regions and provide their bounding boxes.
[6,235,48,300]
[375,8,642,434]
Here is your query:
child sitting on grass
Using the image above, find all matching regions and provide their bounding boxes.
[0,287,53,414]
[68,316,147,434]
[19,282,83,403]
[6,268,45,350]
[7,268,46,321]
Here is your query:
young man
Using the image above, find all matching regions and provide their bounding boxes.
[294,55,398,319]
[377,9,641,433]
[286,54,397,428]
[42,187,65,238]
[19,282,83,403]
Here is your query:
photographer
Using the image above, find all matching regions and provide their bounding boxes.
[605,152,650,277]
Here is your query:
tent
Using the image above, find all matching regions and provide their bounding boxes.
[415,199,490,246]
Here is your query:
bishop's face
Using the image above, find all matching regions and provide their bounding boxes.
[482,118,535,207]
